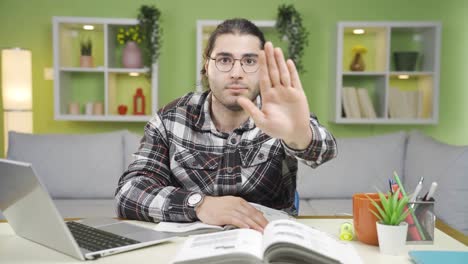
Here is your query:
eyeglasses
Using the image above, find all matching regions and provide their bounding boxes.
[209,55,259,73]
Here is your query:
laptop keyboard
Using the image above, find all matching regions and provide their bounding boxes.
[66,221,140,252]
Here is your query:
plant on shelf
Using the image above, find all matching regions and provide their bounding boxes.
[79,38,93,67]
[350,44,367,71]
[117,26,143,45]
[366,188,411,255]
[276,4,309,73]
[117,25,144,68]
[137,5,162,78]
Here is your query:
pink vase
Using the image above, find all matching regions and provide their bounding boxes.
[122,41,143,68]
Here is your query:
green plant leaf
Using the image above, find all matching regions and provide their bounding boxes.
[365,194,387,221]
[370,209,383,222]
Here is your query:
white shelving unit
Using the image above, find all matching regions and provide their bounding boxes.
[53,16,158,122]
[331,21,441,124]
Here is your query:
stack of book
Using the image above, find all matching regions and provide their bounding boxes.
[341,87,377,119]
[388,86,430,119]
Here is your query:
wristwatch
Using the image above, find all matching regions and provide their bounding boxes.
[187,193,204,208]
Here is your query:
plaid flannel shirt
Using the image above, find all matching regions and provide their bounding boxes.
[115,91,337,222]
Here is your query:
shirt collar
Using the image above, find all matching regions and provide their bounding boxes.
[195,91,261,133]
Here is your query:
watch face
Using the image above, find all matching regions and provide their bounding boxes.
[188,193,202,207]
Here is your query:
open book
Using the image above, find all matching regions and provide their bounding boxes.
[171,219,362,264]
[154,202,293,234]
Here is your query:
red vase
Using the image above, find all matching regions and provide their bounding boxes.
[133,88,146,115]
[122,41,142,68]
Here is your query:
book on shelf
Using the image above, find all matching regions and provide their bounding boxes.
[356,88,377,118]
[154,203,293,235]
[342,87,361,118]
[388,87,422,119]
[171,219,362,264]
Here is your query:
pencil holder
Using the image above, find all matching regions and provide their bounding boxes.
[406,199,435,244]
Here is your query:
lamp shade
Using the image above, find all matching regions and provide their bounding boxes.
[1,48,32,110]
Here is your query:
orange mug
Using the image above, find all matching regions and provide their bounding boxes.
[353,193,382,245]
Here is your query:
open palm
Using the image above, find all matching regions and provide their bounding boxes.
[238,42,312,149]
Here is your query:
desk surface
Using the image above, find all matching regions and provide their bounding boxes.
[0,217,466,264]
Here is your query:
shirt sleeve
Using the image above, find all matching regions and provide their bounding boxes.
[114,114,200,223]
[280,113,338,168]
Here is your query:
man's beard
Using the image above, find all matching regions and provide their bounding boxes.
[211,92,245,112]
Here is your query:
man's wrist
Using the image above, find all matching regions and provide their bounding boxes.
[283,126,313,150]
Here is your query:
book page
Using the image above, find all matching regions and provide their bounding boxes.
[249,202,294,222]
[262,220,362,264]
[172,229,263,263]
[153,221,225,233]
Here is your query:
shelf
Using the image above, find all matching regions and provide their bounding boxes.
[53,16,158,122]
[332,21,441,124]
[107,68,150,73]
[389,71,434,76]
[342,71,386,76]
[60,67,105,72]
[55,114,152,122]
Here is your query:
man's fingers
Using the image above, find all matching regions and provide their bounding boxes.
[240,202,269,228]
[225,215,249,229]
[258,51,271,94]
[287,59,302,90]
[264,42,280,87]
[274,48,291,88]
[233,207,265,232]
[237,97,265,125]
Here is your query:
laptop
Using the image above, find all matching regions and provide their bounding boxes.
[0,158,177,260]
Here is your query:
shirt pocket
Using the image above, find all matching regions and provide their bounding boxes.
[174,148,222,170]
[239,139,283,167]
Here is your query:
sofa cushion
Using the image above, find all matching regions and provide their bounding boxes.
[7,131,125,199]
[405,131,468,235]
[298,198,352,216]
[123,131,141,169]
[297,131,407,199]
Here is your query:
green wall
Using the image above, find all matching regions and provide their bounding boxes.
[1,0,468,156]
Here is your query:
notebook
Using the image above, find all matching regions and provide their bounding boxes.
[409,250,468,264]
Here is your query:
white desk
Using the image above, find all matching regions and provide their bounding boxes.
[0,218,466,263]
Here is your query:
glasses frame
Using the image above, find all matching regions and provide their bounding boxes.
[208,55,259,73]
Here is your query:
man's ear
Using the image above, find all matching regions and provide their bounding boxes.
[204,60,209,76]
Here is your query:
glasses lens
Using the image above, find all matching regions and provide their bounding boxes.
[241,56,259,73]
[215,56,234,72]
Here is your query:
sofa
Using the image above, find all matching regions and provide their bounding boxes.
[1,130,467,236]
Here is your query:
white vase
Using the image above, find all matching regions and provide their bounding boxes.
[376,222,408,255]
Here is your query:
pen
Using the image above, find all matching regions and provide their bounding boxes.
[393,171,426,240]
[424,182,438,201]
[409,177,424,203]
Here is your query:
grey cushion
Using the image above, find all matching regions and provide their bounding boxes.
[297,131,407,199]
[405,131,468,235]
[7,131,125,199]
[298,198,352,216]
[123,131,141,169]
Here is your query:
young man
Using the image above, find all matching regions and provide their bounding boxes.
[115,18,337,232]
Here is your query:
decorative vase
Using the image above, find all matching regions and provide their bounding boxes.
[350,52,365,71]
[122,41,143,68]
[133,88,146,115]
[394,51,419,71]
[80,55,94,67]
[376,222,408,255]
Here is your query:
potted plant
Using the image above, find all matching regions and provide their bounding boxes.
[276,4,308,73]
[117,26,143,68]
[367,189,411,255]
[137,5,162,78]
[80,38,93,67]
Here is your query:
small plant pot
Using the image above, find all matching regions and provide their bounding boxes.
[393,51,418,71]
[376,222,408,255]
[80,55,94,68]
